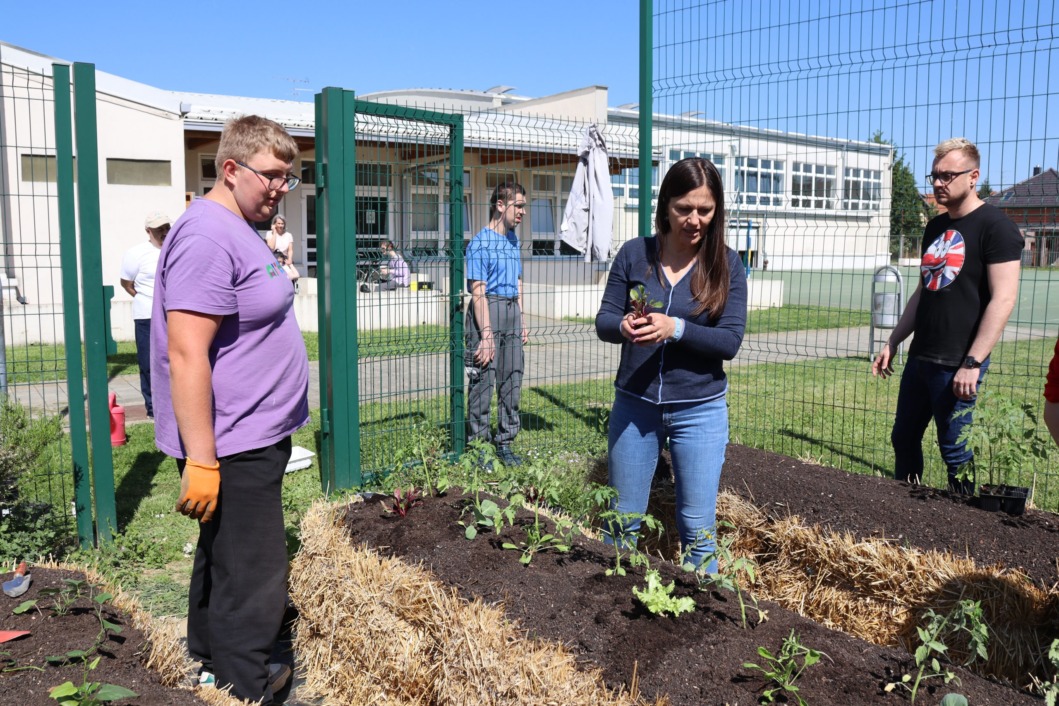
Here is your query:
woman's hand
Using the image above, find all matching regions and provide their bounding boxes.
[621,312,676,345]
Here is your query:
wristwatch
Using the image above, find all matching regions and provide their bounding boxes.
[963,356,982,369]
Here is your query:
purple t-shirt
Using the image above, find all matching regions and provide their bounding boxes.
[151,198,310,459]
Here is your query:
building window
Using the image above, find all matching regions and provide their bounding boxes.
[531,173,576,256]
[791,162,836,209]
[201,156,217,181]
[356,163,391,188]
[411,168,440,234]
[611,166,658,204]
[669,149,726,185]
[21,154,75,183]
[843,167,882,211]
[735,157,784,207]
[106,159,171,186]
[300,159,316,185]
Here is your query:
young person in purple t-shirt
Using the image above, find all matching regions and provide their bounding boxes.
[151,115,308,704]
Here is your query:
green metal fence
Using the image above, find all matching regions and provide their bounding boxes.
[651,0,1059,505]
[314,92,642,484]
[1,55,117,552]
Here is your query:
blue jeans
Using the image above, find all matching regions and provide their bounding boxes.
[134,318,152,417]
[605,392,728,572]
[891,356,989,492]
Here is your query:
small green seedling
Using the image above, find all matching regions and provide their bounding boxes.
[48,655,138,705]
[689,522,764,629]
[633,569,695,617]
[886,599,989,704]
[743,629,824,705]
[939,694,969,706]
[1030,638,1059,705]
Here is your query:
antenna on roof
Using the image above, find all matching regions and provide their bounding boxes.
[617,102,639,111]
[277,76,313,97]
[681,110,703,118]
[485,85,516,94]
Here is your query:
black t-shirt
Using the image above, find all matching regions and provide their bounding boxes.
[909,203,1023,366]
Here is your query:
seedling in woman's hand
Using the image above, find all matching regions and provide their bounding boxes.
[628,285,662,323]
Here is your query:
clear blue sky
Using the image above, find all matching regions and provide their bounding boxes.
[3,0,642,105]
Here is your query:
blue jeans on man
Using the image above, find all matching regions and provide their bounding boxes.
[605,392,728,572]
[134,318,153,417]
[891,356,989,493]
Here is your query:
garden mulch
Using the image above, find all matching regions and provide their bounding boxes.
[340,443,1056,706]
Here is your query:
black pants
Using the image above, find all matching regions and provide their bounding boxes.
[182,438,291,703]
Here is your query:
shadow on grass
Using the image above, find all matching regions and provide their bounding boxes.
[107,352,139,380]
[115,449,168,528]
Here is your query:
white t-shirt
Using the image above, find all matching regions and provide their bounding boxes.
[119,241,161,320]
[270,230,293,258]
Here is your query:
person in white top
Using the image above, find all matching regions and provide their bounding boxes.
[120,212,170,417]
[266,214,298,282]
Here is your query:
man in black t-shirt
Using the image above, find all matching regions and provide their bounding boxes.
[871,137,1023,492]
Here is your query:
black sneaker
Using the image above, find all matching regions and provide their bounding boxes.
[496,446,522,467]
[359,284,370,293]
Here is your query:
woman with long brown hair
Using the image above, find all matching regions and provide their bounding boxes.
[595,157,747,571]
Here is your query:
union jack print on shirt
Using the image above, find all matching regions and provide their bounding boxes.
[921,229,965,291]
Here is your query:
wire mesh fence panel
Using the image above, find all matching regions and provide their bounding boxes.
[653,0,1059,508]
[345,100,641,476]
[0,52,78,551]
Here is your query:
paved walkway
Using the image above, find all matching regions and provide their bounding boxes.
[8,322,1048,420]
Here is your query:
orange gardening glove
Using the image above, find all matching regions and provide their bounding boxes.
[176,458,220,523]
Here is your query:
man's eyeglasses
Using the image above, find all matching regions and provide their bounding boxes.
[235,161,301,191]
[926,169,974,185]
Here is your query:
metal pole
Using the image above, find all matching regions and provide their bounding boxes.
[638,0,653,239]
[54,63,94,549]
[448,117,466,458]
[72,62,117,542]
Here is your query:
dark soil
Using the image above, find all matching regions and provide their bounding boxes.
[722,445,1059,589]
[0,566,205,705]
[342,444,1055,706]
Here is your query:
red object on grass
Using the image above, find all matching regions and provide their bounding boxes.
[109,392,127,447]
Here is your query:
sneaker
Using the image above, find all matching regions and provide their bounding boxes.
[268,662,292,694]
[496,446,522,467]
[359,284,370,293]
[197,663,290,693]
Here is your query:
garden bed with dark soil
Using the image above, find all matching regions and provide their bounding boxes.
[0,566,204,706]
[722,445,1059,589]
[341,443,1055,706]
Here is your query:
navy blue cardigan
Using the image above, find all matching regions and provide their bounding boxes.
[595,236,747,405]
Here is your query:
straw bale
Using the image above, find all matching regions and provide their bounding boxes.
[290,498,667,706]
[713,492,1059,687]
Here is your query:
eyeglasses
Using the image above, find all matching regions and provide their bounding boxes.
[235,161,301,191]
[926,169,974,185]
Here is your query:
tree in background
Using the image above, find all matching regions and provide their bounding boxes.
[872,131,935,260]
[977,179,995,199]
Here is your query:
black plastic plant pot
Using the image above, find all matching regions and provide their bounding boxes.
[978,484,1031,516]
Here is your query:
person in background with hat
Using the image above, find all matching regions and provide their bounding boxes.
[120,211,170,418]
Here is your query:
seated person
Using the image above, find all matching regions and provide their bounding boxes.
[362,239,410,292]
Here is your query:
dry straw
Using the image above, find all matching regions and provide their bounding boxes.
[289,498,668,706]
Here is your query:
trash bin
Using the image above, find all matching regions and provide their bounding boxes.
[870,266,903,358]
[872,292,900,328]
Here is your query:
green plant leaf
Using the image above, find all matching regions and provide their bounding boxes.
[12,600,37,614]
[464,525,478,540]
[95,683,139,701]
[47,681,79,698]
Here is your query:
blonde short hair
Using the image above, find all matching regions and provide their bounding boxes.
[934,137,980,168]
[215,115,298,172]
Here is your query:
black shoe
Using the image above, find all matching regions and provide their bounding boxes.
[497,445,522,467]
[359,284,370,293]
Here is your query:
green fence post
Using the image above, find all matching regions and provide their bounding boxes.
[316,88,361,491]
[53,63,94,550]
[72,62,117,543]
[449,117,466,457]
[639,0,654,239]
